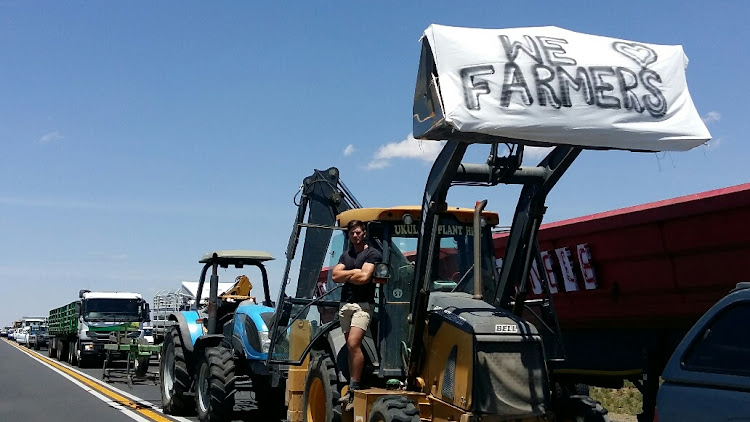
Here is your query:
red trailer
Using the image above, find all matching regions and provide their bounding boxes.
[493,182,750,420]
[495,182,750,331]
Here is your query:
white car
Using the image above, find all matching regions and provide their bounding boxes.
[15,327,30,345]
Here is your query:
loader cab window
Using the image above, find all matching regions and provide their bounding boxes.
[384,216,498,298]
[318,232,347,303]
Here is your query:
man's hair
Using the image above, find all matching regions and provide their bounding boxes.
[346,219,365,232]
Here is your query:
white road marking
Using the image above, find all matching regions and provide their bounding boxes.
[6,340,192,422]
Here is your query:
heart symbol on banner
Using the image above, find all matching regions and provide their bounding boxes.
[613,42,658,68]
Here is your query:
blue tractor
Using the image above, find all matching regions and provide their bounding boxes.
[159,250,282,421]
[159,168,359,422]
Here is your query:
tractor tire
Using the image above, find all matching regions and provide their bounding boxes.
[557,395,611,422]
[48,341,56,358]
[253,377,286,421]
[368,395,420,422]
[573,383,591,396]
[33,339,40,350]
[303,354,342,422]
[195,346,236,422]
[134,354,150,378]
[556,382,591,397]
[160,327,194,415]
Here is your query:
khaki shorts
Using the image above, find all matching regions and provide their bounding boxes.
[339,302,374,333]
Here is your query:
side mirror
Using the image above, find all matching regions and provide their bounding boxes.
[142,303,151,322]
[78,289,90,298]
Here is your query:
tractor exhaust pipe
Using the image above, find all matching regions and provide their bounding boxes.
[473,199,488,300]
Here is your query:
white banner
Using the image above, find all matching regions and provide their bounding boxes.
[417,25,710,151]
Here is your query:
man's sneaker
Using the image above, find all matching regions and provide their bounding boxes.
[344,392,355,412]
[338,390,355,412]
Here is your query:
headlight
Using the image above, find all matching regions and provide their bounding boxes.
[84,343,95,351]
[259,331,271,354]
[374,263,390,279]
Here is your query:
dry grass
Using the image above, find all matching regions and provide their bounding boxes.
[590,381,642,416]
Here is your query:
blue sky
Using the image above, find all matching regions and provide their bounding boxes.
[1,1,746,325]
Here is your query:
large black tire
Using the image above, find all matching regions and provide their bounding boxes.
[574,384,591,396]
[57,341,68,362]
[48,340,57,358]
[195,346,236,422]
[134,354,150,378]
[69,341,79,366]
[253,377,286,421]
[556,382,591,397]
[303,354,342,422]
[160,327,194,415]
[33,338,40,350]
[557,395,611,422]
[368,396,420,422]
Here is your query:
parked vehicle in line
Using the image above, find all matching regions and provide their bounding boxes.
[159,251,280,421]
[11,316,46,345]
[48,290,151,367]
[1,327,9,337]
[28,325,48,350]
[15,327,30,345]
[656,282,750,421]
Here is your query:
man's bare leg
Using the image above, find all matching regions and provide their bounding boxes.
[347,326,366,383]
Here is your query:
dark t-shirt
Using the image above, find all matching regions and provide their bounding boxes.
[338,246,382,304]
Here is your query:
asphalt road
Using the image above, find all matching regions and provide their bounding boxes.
[0,338,266,422]
[0,338,157,422]
[2,337,635,422]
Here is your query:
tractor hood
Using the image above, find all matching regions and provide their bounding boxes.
[427,292,540,337]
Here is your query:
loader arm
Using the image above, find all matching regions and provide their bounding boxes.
[406,141,580,387]
[279,167,360,302]
[268,167,360,362]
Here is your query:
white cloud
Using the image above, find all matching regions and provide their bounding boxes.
[39,131,64,144]
[367,133,445,170]
[702,111,721,125]
[343,144,355,156]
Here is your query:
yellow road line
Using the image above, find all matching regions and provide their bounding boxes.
[4,338,173,422]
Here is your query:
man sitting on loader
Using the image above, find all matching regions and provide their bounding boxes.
[332,219,382,410]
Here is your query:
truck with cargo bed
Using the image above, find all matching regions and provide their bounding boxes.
[48,290,151,367]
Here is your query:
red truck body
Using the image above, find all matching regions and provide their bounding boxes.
[493,182,750,331]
